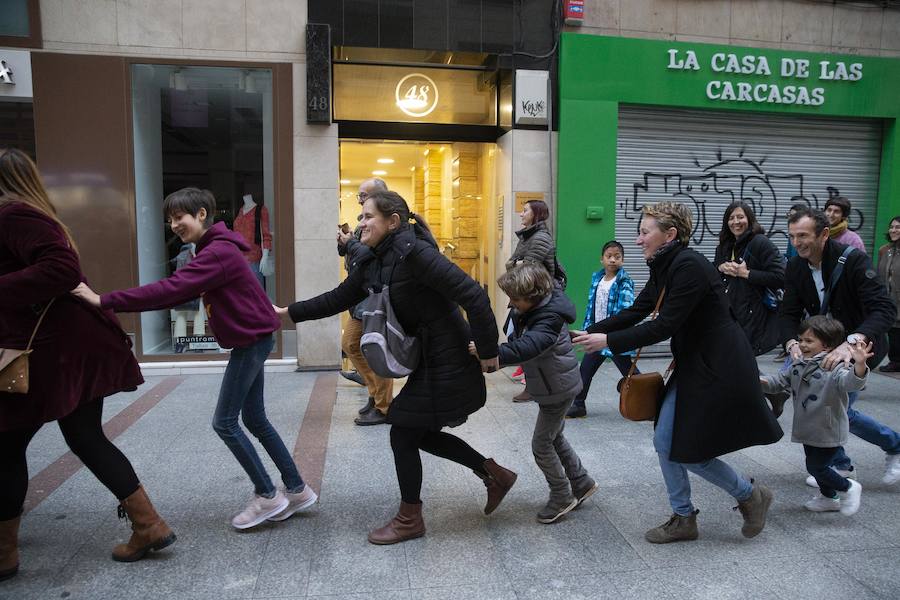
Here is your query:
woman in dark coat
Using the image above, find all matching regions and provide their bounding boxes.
[506,199,558,278]
[713,201,785,356]
[506,200,561,401]
[277,190,517,545]
[572,201,782,544]
[0,149,174,581]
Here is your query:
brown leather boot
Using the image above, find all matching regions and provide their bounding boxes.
[0,516,20,581]
[479,458,518,515]
[367,501,425,545]
[111,485,176,562]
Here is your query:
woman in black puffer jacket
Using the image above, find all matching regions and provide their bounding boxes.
[279,191,517,545]
[713,201,785,356]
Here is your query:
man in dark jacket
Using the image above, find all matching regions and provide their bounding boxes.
[780,208,900,486]
[337,178,393,425]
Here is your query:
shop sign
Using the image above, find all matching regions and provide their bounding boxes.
[333,63,497,126]
[0,49,32,99]
[395,73,439,117]
[561,36,900,118]
[515,70,549,126]
[667,48,862,107]
[0,60,13,84]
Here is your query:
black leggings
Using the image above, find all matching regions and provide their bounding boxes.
[0,398,140,520]
[390,425,488,504]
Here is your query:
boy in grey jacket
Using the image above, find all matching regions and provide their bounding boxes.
[760,315,872,516]
[473,263,597,523]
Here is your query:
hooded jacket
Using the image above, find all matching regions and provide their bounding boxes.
[102,221,280,348]
[760,353,866,447]
[499,288,583,405]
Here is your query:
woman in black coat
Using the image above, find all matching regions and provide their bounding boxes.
[277,191,517,545]
[572,202,782,544]
[713,201,785,356]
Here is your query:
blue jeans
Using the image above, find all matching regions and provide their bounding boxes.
[653,383,753,516]
[212,334,304,496]
[248,261,265,287]
[831,391,900,470]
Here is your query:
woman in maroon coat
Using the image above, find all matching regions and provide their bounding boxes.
[0,149,175,581]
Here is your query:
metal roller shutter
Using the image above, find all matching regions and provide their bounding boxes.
[613,106,882,353]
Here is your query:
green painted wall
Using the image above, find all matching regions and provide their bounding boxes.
[558,34,900,324]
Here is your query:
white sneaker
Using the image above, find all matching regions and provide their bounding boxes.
[803,493,841,512]
[805,468,855,488]
[883,454,900,485]
[267,486,318,522]
[231,491,289,530]
[839,480,862,516]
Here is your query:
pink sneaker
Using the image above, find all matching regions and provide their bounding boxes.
[231,491,289,530]
[267,486,318,522]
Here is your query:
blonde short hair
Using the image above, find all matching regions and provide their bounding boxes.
[642,201,693,245]
[498,263,553,301]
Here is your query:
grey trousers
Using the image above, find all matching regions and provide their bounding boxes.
[532,396,588,500]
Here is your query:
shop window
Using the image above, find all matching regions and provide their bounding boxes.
[0,0,41,48]
[131,64,275,356]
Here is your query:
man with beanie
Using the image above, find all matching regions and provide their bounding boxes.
[824,196,866,254]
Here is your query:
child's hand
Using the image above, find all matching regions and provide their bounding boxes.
[467,341,479,358]
[70,282,101,308]
[849,340,874,367]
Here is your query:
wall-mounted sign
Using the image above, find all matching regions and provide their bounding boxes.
[306,23,332,124]
[0,50,32,100]
[395,73,439,118]
[515,191,545,212]
[515,70,549,126]
[0,60,13,84]
[667,48,863,107]
[333,63,496,126]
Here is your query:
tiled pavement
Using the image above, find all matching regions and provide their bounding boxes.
[2,354,899,599]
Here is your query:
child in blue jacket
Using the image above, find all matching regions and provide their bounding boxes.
[567,241,638,418]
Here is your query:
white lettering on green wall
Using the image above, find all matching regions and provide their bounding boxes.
[667,48,863,107]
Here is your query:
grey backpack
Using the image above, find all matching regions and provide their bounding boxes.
[360,284,421,378]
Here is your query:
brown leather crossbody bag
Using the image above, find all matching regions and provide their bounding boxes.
[0,299,54,394]
[617,289,674,422]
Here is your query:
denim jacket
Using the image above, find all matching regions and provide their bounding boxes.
[582,268,636,357]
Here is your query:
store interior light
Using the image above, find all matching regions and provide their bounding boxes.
[376,158,395,164]
[244,72,257,94]
[340,179,351,185]
[397,97,428,110]
[372,170,388,176]
[170,70,188,91]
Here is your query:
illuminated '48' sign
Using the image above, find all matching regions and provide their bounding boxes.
[395,73,439,117]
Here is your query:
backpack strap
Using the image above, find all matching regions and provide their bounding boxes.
[820,246,855,316]
[26,298,55,351]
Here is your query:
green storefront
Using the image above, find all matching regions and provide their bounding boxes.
[558,33,900,319]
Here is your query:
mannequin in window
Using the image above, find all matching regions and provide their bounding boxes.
[233,194,272,286]
[170,242,207,352]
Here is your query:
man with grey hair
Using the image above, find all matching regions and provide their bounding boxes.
[338,178,393,426]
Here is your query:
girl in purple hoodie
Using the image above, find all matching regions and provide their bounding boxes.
[72,188,315,530]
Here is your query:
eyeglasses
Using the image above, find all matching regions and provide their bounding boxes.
[356,192,368,201]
